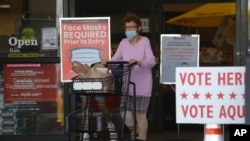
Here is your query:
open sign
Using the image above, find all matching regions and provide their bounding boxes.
[8,37,38,48]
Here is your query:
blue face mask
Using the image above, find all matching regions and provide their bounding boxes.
[125,30,136,40]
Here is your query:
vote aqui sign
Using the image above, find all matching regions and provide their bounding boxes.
[176,67,245,124]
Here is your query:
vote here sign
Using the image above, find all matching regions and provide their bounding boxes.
[176,67,245,124]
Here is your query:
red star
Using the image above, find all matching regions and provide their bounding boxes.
[217,92,224,99]
[181,92,188,99]
[229,92,237,99]
[205,92,212,99]
[193,92,200,99]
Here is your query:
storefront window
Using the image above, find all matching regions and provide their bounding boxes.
[0,63,64,135]
[0,0,64,135]
[0,0,59,58]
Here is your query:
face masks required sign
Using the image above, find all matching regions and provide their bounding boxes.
[59,17,111,82]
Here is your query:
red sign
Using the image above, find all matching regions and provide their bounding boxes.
[60,17,111,82]
[4,64,58,102]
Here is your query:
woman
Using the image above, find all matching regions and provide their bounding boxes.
[106,12,156,141]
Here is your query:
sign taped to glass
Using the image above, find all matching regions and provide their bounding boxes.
[60,17,111,82]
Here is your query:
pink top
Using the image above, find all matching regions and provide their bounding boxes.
[111,36,156,97]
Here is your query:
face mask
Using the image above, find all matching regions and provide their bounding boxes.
[71,48,101,66]
[125,30,136,40]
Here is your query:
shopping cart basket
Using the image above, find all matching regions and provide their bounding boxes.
[66,61,136,141]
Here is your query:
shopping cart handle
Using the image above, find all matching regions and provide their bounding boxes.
[106,61,128,68]
[106,61,137,69]
[106,61,129,65]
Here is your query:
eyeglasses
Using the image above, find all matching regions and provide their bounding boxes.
[124,25,138,30]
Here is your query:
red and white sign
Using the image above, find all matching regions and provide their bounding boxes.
[60,17,111,82]
[4,64,59,102]
[176,67,245,124]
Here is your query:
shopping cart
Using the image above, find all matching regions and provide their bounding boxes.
[66,61,136,141]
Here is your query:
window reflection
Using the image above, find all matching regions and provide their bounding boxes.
[0,0,58,57]
[0,64,64,135]
[0,0,63,136]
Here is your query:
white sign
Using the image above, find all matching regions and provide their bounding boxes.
[140,18,149,33]
[41,27,58,49]
[176,67,245,124]
[160,34,199,84]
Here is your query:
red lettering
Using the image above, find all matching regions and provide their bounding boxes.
[227,72,233,85]
[179,72,212,86]
[218,72,226,85]
[188,73,196,86]
[189,105,198,117]
[205,72,212,85]
[181,105,188,117]
[219,105,245,120]
[235,72,244,85]
[198,105,205,118]
[218,72,245,85]
[179,73,187,85]
[181,105,214,118]
[207,105,213,118]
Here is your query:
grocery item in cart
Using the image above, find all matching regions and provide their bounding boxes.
[71,61,114,92]
[72,61,92,78]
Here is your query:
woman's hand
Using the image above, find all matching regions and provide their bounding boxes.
[129,59,141,66]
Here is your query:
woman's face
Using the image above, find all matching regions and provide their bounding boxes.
[124,21,138,31]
